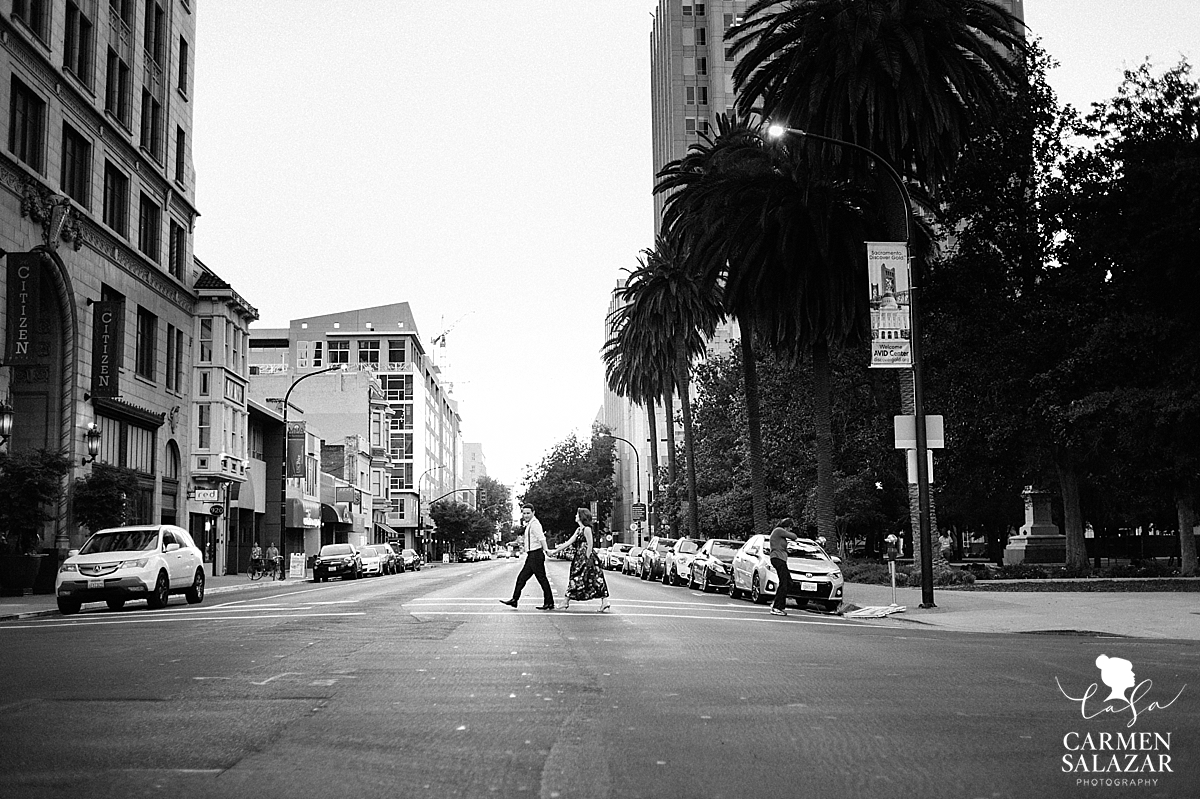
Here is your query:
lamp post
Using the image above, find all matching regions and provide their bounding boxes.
[601,433,642,547]
[417,465,447,560]
[278,365,341,567]
[767,124,935,608]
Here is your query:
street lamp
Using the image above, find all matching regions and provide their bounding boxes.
[81,422,101,465]
[417,465,447,560]
[767,123,935,608]
[278,365,342,562]
[0,400,14,446]
[601,433,642,547]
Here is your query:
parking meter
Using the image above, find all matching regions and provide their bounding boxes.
[884,534,900,562]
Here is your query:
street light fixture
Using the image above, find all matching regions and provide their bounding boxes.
[601,433,642,547]
[81,422,101,465]
[0,400,13,445]
[766,123,935,608]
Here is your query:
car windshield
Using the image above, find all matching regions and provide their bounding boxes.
[79,529,159,554]
[656,540,677,552]
[678,541,698,554]
[788,542,829,560]
[320,544,354,556]
[711,543,740,559]
[403,550,417,557]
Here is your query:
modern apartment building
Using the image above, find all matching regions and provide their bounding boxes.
[248,302,464,552]
[0,1,203,563]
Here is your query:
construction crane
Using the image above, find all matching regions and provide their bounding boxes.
[430,311,473,348]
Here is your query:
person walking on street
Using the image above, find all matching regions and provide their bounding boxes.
[768,518,799,617]
[552,508,610,612]
[500,504,555,610]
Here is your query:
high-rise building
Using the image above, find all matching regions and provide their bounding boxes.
[0,2,205,561]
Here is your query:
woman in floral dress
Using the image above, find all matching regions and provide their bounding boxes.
[553,507,610,612]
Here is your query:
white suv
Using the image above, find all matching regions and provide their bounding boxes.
[55,525,206,615]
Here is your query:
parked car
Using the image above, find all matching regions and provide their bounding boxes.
[607,544,635,570]
[639,537,678,581]
[662,538,701,586]
[400,548,423,571]
[687,538,742,593]
[729,535,844,612]
[370,545,400,575]
[55,524,206,615]
[360,545,389,576]
[594,547,608,568]
[458,549,477,563]
[622,546,644,574]
[313,543,362,582]
[385,542,407,573]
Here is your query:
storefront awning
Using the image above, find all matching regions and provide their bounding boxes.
[321,502,352,526]
[375,521,401,541]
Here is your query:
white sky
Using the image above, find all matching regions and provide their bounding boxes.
[192,1,1197,489]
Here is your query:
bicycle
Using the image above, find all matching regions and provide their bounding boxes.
[248,557,284,581]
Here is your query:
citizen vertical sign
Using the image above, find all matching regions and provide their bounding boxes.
[5,253,41,364]
[286,421,306,479]
[90,301,124,397]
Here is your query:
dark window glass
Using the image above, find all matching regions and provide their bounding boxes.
[103,161,128,236]
[8,77,45,171]
[135,307,157,380]
[60,123,91,206]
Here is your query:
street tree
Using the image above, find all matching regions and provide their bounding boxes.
[521,426,616,543]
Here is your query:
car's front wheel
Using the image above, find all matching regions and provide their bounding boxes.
[146,572,170,609]
[185,568,205,604]
[751,573,768,604]
[57,598,81,615]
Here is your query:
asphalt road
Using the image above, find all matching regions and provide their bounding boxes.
[0,559,1195,799]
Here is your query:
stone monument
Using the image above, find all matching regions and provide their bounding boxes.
[1003,487,1066,565]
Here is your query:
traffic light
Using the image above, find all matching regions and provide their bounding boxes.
[476,486,485,509]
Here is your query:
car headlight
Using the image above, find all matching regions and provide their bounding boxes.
[119,558,149,569]
[831,571,842,580]
[59,563,78,573]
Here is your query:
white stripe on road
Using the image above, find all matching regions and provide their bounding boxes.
[408,609,871,628]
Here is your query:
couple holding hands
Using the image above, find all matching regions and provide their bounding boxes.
[500,504,610,612]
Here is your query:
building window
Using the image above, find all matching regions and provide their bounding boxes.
[140,90,162,161]
[166,324,184,392]
[178,36,189,94]
[683,57,695,77]
[388,339,405,365]
[12,0,48,41]
[358,339,380,364]
[312,340,323,367]
[685,86,695,106]
[110,0,133,28]
[196,403,211,450]
[697,57,708,76]
[198,317,212,362]
[398,463,413,490]
[168,220,186,280]
[9,77,45,172]
[97,412,156,476]
[328,340,349,364]
[696,3,706,15]
[64,2,94,86]
[105,49,132,129]
[138,193,161,261]
[725,46,734,62]
[683,4,692,15]
[102,161,129,236]
[61,123,91,206]
[144,1,165,64]
[696,27,706,46]
[685,118,697,134]
[698,86,708,106]
[197,370,210,396]
[135,307,157,380]
[174,126,185,183]
[223,377,244,404]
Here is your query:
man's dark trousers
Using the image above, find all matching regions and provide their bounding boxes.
[511,549,554,607]
[770,556,792,611]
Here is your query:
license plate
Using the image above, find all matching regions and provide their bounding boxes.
[87,579,104,589]
[800,581,818,593]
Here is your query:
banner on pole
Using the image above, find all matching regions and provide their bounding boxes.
[285,421,306,479]
[866,241,912,368]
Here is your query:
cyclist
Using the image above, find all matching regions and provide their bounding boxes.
[265,541,281,578]
[250,541,264,575]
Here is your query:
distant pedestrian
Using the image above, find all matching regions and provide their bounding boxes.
[768,518,799,617]
[553,508,610,612]
[500,504,555,610]
[939,531,953,561]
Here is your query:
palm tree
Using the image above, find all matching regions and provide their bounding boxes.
[658,113,870,540]
[727,0,1029,565]
[604,237,724,540]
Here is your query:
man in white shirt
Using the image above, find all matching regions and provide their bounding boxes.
[500,504,555,610]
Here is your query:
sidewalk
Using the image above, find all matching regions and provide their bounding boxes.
[843,582,1200,639]
[0,572,301,621]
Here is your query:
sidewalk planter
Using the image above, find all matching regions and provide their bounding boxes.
[0,553,47,597]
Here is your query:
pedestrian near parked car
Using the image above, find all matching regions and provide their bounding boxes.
[553,508,610,612]
[500,505,555,610]
[768,518,799,616]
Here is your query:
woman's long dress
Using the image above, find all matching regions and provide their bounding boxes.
[566,528,609,601]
